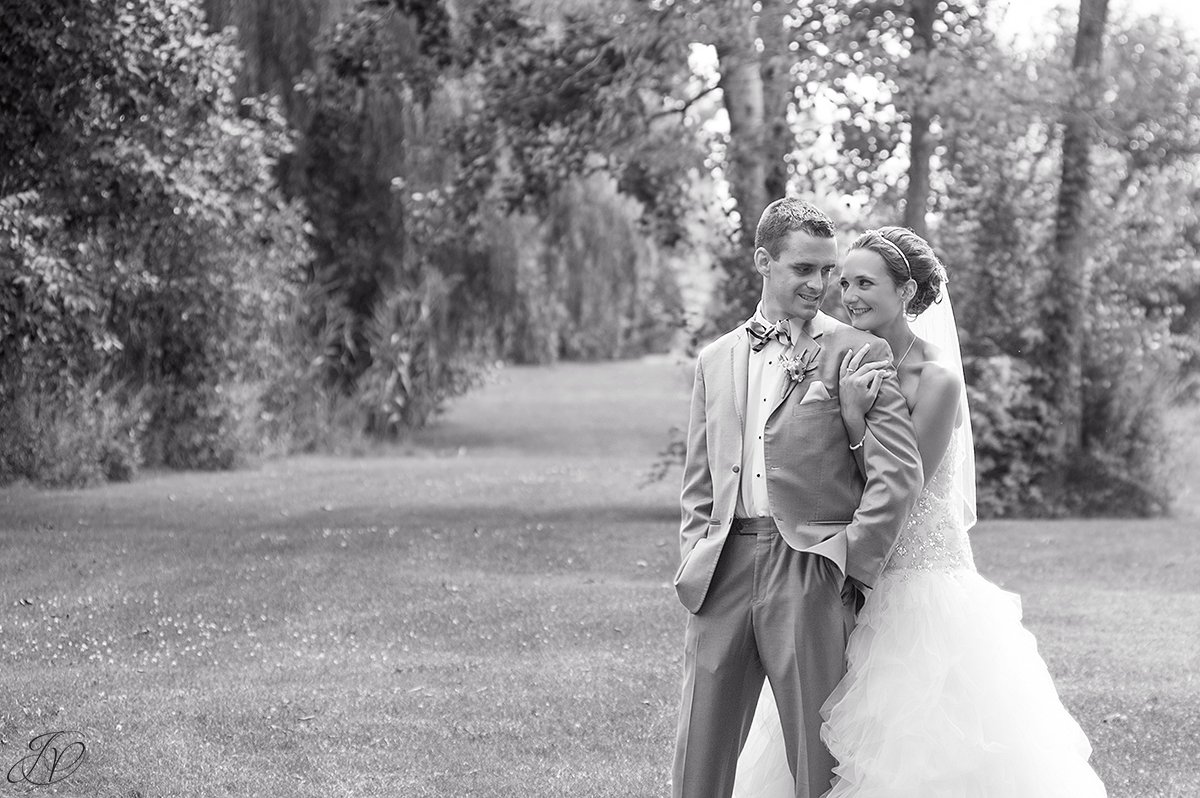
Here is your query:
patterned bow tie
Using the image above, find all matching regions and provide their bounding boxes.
[746,318,792,352]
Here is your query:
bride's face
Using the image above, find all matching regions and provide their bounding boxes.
[839,248,907,332]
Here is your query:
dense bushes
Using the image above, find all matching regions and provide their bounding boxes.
[1,1,310,485]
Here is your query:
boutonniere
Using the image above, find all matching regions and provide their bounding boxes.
[782,345,821,390]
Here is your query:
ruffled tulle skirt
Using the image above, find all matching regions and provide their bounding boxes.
[733,567,1107,798]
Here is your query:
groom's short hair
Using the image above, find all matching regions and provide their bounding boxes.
[754,198,836,258]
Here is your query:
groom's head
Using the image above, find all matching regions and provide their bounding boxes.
[753,198,838,323]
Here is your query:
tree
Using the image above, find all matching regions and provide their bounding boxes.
[261,0,697,430]
[1,0,310,482]
[677,1,998,326]
[1044,0,1110,495]
[902,0,936,236]
[931,6,1200,515]
[710,0,771,246]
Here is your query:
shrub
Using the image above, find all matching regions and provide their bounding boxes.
[0,375,146,488]
[1,1,312,479]
[964,355,1054,518]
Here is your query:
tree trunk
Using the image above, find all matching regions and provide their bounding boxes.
[902,0,935,237]
[1047,0,1110,488]
[714,13,768,250]
[705,0,798,325]
[758,0,793,203]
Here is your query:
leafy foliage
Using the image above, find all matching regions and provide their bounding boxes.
[283,0,697,436]
[6,0,1197,516]
[458,0,711,245]
[1,0,310,484]
[934,12,1200,515]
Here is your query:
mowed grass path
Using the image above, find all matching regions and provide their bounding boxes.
[1,358,1197,797]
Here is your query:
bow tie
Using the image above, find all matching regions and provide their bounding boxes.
[746,318,792,352]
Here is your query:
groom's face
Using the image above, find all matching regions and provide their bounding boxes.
[756,230,839,322]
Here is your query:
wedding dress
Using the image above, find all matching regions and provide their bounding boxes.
[731,425,1108,798]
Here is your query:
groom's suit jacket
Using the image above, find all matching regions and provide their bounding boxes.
[675,311,924,613]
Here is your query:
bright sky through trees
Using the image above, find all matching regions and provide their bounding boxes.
[995,0,1200,45]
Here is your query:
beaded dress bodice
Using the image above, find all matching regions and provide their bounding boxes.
[883,428,975,575]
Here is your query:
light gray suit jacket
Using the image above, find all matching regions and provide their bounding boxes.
[674,311,924,613]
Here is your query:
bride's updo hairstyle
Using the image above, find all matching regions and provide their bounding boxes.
[850,226,947,316]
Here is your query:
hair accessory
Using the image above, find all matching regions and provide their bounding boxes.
[876,234,913,280]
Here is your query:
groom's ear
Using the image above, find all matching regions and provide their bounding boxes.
[753,247,772,278]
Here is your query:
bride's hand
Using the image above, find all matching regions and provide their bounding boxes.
[840,344,893,418]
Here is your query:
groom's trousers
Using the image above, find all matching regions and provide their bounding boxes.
[672,520,852,798]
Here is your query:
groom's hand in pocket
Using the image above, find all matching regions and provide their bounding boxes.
[841,578,867,614]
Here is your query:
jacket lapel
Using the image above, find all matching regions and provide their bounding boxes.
[731,326,749,429]
[767,318,823,419]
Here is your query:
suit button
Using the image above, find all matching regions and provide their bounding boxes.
[732,465,740,473]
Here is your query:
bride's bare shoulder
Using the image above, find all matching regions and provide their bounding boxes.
[914,352,962,416]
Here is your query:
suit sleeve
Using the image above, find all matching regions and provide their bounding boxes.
[679,354,713,561]
[843,338,923,589]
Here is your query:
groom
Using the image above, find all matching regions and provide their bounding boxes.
[672,198,923,798]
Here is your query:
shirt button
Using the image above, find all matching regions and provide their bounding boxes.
[732,465,740,473]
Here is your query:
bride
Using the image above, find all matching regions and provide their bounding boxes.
[732,226,1108,797]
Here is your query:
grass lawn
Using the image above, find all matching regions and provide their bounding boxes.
[1,356,1197,797]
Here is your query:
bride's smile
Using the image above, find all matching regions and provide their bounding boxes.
[839,248,912,333]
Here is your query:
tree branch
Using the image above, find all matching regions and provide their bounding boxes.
[650,83,721,120]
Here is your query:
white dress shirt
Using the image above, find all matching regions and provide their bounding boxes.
[736,306,794,519]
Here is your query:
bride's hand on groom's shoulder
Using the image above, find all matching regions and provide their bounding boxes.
[840,344,893,419]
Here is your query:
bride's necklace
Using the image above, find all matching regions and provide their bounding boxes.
[895,333,917,367]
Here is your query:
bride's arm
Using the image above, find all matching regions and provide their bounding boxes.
[842,353,962,483]
[839,345,889,477]
[909,362,962,481]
